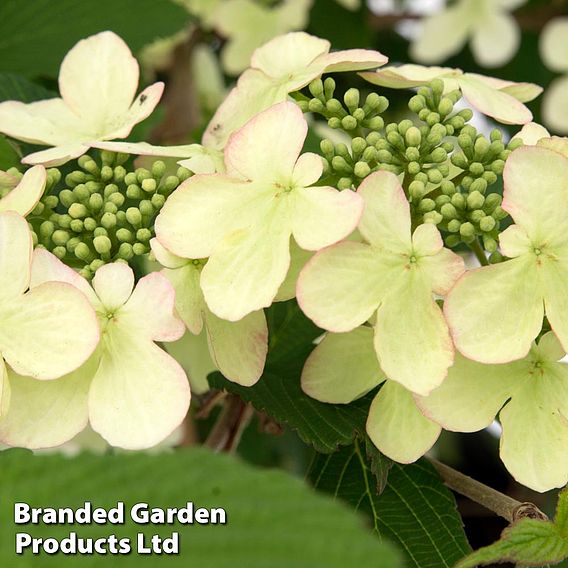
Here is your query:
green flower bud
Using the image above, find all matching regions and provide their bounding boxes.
[308,98,326,113]
[451,193,466,209]
[43,195,59,209]
[151,160,167,179]
[435,195,451,207]
[84,217,97,232]
[132,242,147,256]
[126,184,142,199]
[351,137,367,157]
[423,211,443,225]
[341,116,358,130]
[427,169,443,184]
[484,193,502,211]
[473,136,490,158]
[467,191,485,209]
[93,235,112,255]
[445,234,461,247]
[459,222,475,239]
[68,203,88,219]
[441,180,456,196]
[59,189,76,208]
[124,172,138,186]
[53,246,67,259]
[491,159,505,175]
[430,148,447,163]
[126,207,142,227]
[365,116,384,130]
[136,228,152,242]
[377,149,393,163]
[90,259,105,272]
[103,183,119,198]
[492,206,508,220]
[89,193,104,212]
[66,237,81,253]
[104,202,118,214]
[407,161,421,175]
[447,219,461,233]
[438,97,453,116]
[70,219,84,233]
[73,185,90,202]
[337,177,353,190]
[78,267,92,279]
[65,171,88,187]
[469,210,485,223]
[93,227,108,238]
[113,166,127,183]
[479,216,496,232]
[409,95,426,113]
[326,98,344,114]
[101,150,116,166]
[362,146,377,163]
[409,180,426,200]
[332,156,352,174]
[354,161,371,178]
[309,79,324,99]
[482,171,498,185]
[458,108,474,122]
[39,221,55,240]
[405,126,422,147]
[328,117,341,129]
[163,175,180,194]
[405,147,420,162]
[31,202,45,216]
[469,178,488,195]
[469,162,485,176]
[364,92,381,112]
[489,250,503,263]
[85,181,100,194]
[139,200,154,217]
[451,153,468,170]
[151,193,165,209]
[297,100,309,113]
[418,198,436,213]
[366,132,381,145]
[116,228,134,243]
[74,242,92,261]
[78,156,100,176]
[108,192,125,207]
[344,88,360,111]
[324,77,335,100]
[441,203,458,220]
[100,212,117,230]
[430,78,444,96]
[100,165,114,182]
[116,243,133,261]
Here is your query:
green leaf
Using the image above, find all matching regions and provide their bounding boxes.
[0,73,56,103]
[0,447,402,567]
[455,488,568,568]
[209,300,375,453]
[309,439,472,568]
[0,0,191,77]
[0,135,20,170]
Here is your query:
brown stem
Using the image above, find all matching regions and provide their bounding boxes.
[204,394,254,453]
[429,458,548,523]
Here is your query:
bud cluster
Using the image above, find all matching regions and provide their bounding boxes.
[28,152,190,279]
[297,78,389,133]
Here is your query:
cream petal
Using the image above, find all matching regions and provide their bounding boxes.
[59,31,139,128]
[0,165,46,216]
[0,99,87,146]
[92,140,203,159]
[419,248,465,296]
[319,48,388,72]
[291,186,363,251]
[416,354,520,432]
[535,331,566,362]
[162,264,205,335]
[537,136,568,158]
[0,356,9,417]
[204,307,268,386]
[89,328,190,450]
[30,248,99,306]
[471,11,519,67]
[540,17,568,73]
[410,4,471,64]
[375,271,454,395]
[0,358,95,449]
[297,241,393,332]
[301,327,384,404]
[274,238,313,301]
[360,65,461,89]
[500,377,568,492]
[503,146,568,244]
[541,253,568,354]
[542,76,568,135]
[149,237,187,269]
[515,122,550,145]
[444,256,544,363]
[367,381,441,463]
[21,144,89,167]
[155,175,272,259]
[0,211,32,302]
[292,152,323,187]
[121,272,185,342]
[0,281,99,380]
[250,32,330,78]
[92,262,134,311]
[201,202,291,321]
[357,171,411,250]
[225,101,306,182]
[459,75,532,125]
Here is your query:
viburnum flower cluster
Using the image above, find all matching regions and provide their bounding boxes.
[0,29,566,494]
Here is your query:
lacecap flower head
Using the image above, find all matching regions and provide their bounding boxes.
[156,101,363,322]
[0,252,190,450]
[0,31,163,166]
[298,170,464,395]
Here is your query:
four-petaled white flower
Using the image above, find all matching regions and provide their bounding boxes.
[204,31,388,149]
[411,0,527,68]
[417,332,568,492]
[0,212,99,414]
[150,238,268,386]
[360,64,541,125]
[156,101,364,322]
[540,17,568,134]
[297,170,465,395]
[444,146,568,363]
[0,252,190,450]
[0,31,164,166]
